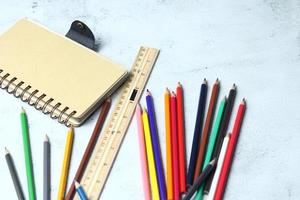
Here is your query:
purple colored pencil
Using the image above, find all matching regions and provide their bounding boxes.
[146,89,167,200]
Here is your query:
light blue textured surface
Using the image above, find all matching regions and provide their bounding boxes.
[0,0,300,199]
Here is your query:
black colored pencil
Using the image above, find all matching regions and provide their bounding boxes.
[183,159,217,200]
[5,147,25,200]
[44,135,51,200]
[203,84,236,195]
[187,79,208,187]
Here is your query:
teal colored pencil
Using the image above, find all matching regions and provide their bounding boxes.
[21,108,36,200]
[195,97,227,200]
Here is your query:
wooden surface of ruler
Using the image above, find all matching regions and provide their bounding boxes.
[77,46,159,200]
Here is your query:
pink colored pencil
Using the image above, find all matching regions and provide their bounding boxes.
[136,104,151,200]
[171,92,180,200]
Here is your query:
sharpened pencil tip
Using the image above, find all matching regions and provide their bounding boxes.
[142,107,147,113]
[74,181,80,188]
[165,87,170,93]
[171,91,176,97]
[242,98,246,105]
[44,134,49,142]
[203,78,207,84]
[210,158,217,165]
[216,78,219,84]
[106,98,112,103]
[232,83,237,90]
[177,82,182,87]
[21,107,25,113]
[146,89,151,96]
[4,147,9,155]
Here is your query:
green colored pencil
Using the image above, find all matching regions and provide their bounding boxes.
[195,97,227,200]
[21,108,36,200]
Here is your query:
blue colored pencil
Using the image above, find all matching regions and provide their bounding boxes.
[146,90,166,199]
[75,181,88,200]
[187,79,208,186]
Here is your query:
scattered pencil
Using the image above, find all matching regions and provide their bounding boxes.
[75,181,88,200]
[165,88,174,200]
[65,98,111,200]
[194,79,220,183]
[187,79,208,187]
[146,90,167,199]
[44,134,51,200]
[214,99,246,200]
[57,127,74,200]
[183,159,217,200]
[20,108,36,200]
[171,92,180,200]
[176,82,187,193]
[5,148,25,200]
[136,104,151,200]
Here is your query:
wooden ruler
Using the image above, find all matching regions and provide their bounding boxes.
[78,46,159,200]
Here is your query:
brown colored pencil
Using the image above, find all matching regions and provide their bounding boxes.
[65,98,111,200]
[193,79,220,182]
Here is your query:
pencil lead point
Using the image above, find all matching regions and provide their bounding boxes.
[242,98,246,105]
[232,83,237,90]
[4,147,9,154]
[203,78,207,84]
[171,91,176,97]
[177,82,182,87]
[165,87,170,93]
[21,107,25,113]
[45,134,49,142]
[216,78,219,84]
[74,181,80,188]
[146,89,151,96]
[210,158,217,165]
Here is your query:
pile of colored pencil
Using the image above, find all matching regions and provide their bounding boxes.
[136,79,246,200]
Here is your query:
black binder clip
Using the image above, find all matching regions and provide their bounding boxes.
[66,20,97,51]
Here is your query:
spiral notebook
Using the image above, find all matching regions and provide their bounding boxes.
[0,19,128,126]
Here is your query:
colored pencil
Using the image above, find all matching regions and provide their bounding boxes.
[195,96,227,200]
[176,82,187,192]
[171,92,180,200]
[65,98,111,200]
[44,135,51,200]
[183,159,217,200]
[194,79,220,182]
[75,181,88,200]
[146,90,166,199]
[136,104,151,200]
[205,134,230,200]
[20,108,36,200]
[187,79,208,186]
[204,85,236,195]
[165,88,173,200]
[214,99,246,200]
[57,127,74,200]
[5,148,25,200]
[142,109,160,200]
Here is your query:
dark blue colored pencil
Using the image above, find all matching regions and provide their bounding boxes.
[146,90,166,199]
[187,79,208,187]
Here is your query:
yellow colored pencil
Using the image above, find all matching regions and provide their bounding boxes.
[165,88,173,200]
[57,127,74,200]
[142,108,160,200]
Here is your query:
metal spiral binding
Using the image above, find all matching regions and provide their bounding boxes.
[0,69,77,126]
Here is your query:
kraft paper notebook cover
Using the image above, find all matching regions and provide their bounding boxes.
[0,19,128,126]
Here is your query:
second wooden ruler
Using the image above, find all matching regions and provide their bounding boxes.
[78,46,159,200]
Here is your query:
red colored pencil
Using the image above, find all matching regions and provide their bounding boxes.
[214,99,246,200]
[171,92,180,200]
[176,82,186,193]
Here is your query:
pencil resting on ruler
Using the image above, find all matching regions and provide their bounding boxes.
[65,98,111,200]
[44,135,50,200]
[142,108,160,200]
[165,88,173,200]
[146,90,166,199]
[176,82,186,192]
[171,92,180,200]
[187,79,207,187]
[75,181,88,200]
[183,159,217,200]
[57,127,74,200]
[206,134,230,200]
[136,104,151,200]
[20,108,36,200]
[203,84,236,196]
[214,99,246,200]
[194,79,220,183]
[195,96,227,200]
[5,148,25,200]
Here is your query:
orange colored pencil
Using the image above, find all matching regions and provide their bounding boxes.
[176,82,186,193]
[165,88,173,200]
